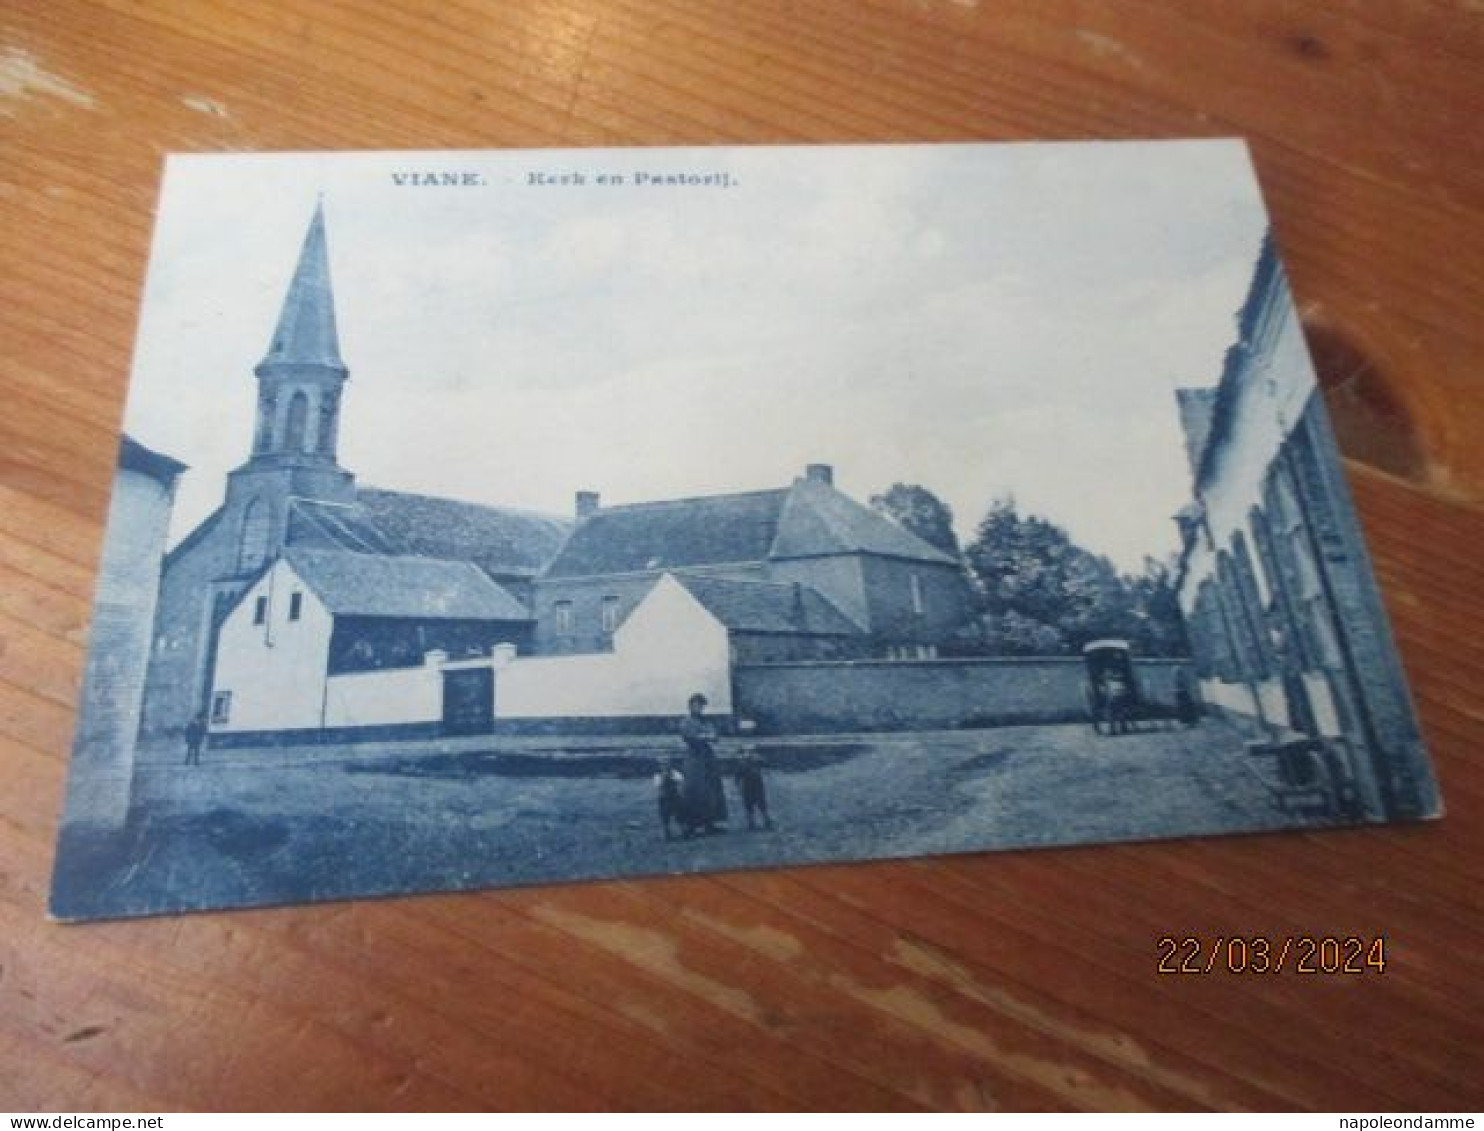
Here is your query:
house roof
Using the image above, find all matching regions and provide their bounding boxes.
[542,477,954,579]
[119,434,186,485]
[673,574,863,636]
[771,477,956,563]
[1192,231,1281,494]
[285,546,531,621]
[1175,230,1281,595]
[542,489,788,577]
[288,488,570,579]
[1174,387,1218,481]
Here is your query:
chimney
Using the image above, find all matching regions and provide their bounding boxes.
[804,463,834,486]
[575,490,600,520]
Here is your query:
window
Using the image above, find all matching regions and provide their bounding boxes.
[289,591,303,621]
[1191,580,1234,681]
[284,390,310,452]
[1266,468,1338,670]
[1251,504,1306,669]
[253,392,275,453]
[316,393,337,454]
[236,497,271,573]
[1216,549,1267,682]
[210,691,232,724]
[1230,532,1272,677]
[601,595,620,634]
[909,573,925,617]
[554,600,574,635]
[253,596,268,626]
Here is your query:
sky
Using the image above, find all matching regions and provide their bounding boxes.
[123,141,1271,572]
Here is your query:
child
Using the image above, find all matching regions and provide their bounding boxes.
[734,749,773,830]
[654,759,686,840]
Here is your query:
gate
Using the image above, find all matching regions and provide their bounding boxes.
[442,666,493,735]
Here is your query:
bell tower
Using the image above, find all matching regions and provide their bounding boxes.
[252,200,348,465]
[226,201,356,510]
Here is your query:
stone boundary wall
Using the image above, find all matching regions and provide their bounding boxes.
[735,657,1192,734]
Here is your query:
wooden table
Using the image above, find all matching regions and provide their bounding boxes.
[3,1,1481,1112]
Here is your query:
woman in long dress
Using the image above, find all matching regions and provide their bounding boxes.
[678,693,728,833]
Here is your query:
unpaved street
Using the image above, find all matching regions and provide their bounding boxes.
[55,719,1305,919]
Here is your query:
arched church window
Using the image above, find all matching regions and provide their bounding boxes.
[316,393,336,454]
[254,391,276,453]
[284,390,310,453]
[236,497,271,574]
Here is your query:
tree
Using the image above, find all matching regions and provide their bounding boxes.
[1126,556,1190,658]
[963,497,1190,657]
[869,483,961,559]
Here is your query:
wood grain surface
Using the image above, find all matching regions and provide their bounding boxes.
[3,0,1482,1112]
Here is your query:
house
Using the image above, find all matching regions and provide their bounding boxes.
[208,546,532,738]
[66,435,184,824]
[534,464,971,659]
[209,569,775,740]
[139,204,569,739]
[668,573,865,662]
[494,574,735,728]
[1174,234,1436,820]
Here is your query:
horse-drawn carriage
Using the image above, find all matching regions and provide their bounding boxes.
[1081,639,1199,734]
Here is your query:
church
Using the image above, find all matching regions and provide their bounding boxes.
[138,205,570,738]
[140,206,972,741]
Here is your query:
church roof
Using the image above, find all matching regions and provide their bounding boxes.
[287,489,571,580]
[674,574,863,636]
[257,202,345,372]
[541,476,955,579]
[285,546,531,622]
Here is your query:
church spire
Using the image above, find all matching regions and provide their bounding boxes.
[258,200,345,372]
[248,202,351,466]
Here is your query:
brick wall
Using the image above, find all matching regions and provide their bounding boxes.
[735,656,1190,734]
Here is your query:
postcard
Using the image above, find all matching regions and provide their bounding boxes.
[49,140,1441,920]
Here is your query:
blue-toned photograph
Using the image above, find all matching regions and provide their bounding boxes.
[51,141,1441,920]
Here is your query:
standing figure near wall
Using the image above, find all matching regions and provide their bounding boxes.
[654,758,686,840]
[678,693,728,834]
[1174,668,1202,728]
[734,749,774,830]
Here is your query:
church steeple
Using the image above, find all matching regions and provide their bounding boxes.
[249,201,350,466]
[258,201,344,372]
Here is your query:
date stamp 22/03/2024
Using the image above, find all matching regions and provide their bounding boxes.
[1158,936,1389,975]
